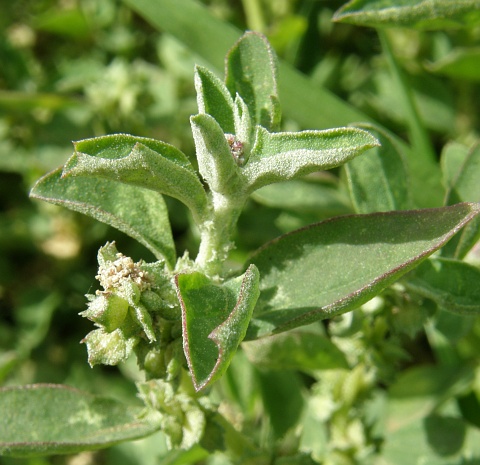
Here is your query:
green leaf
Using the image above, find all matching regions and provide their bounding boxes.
[194,65,235,134]
[440,141,469,191]
[428,47,480,81]
[447,142,480,204]
[257,370,304,439]
[175,265,260,391]
[246,203,480,339]
[243,126,379,193]
[62,134,208,225]
[382,364,478,464]
[333,0,480,30]
[404,257,480,315]
[242,325,349,371]
[190,113,242,195]
[251,178,351,217]
[345,123,412,213]
[0,384,160,457]
[30,167,176,267]
[444,142,480,258]
[225,31,280,131]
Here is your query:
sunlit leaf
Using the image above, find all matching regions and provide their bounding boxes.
[175,265,259,391]
[333,0,480,30]
[0,384,160,457]
[30,168,176,267]
[247,203,480,339]
[62,134,208,225]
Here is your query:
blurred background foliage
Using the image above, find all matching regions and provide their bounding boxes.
[1,0,480,464]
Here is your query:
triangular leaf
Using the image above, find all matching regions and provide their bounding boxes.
[246,203,480,339]
[243,126,379,193]
[175,265,259,391]
[62,134,208,225]
[30,168,176,267]
[0,384,160,457]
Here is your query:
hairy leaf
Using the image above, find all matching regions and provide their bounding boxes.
[243,126,379,193]
[333,0,480,30]
[225,31,280,131]
[62,134,208,224]
[190,113,242,195]
[246,203,480,339]
[175,265,259,391]
[194,65,235,134]
[30,168,176,267]
[0,384,160,457]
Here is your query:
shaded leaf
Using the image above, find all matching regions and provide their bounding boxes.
[251,178,351,217]
[247,203,480,339]
[333,0,480,30]
[225,31,280,131]
[440,141,469,191]
[444,142,480,258]
[404,257,480,315]
[428,47,480,81]
[345,123,412,213]
[0,384,160,457]
[243,126,379,193]
[257,370,304,439]
[62,134,208,225]
[30,168,176,267]
[242,325,349,371]
[175,265,260,391]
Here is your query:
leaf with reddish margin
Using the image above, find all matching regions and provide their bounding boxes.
[246,203,480,339]
[0,384,161,457]
[175,265,259,391]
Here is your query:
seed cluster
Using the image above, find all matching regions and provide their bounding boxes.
[96,253,151,292]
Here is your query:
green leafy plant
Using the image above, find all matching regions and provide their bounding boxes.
[2,1,480,463]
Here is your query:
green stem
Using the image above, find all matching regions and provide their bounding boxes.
[241,0,266,32]
[195,191,245,278]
